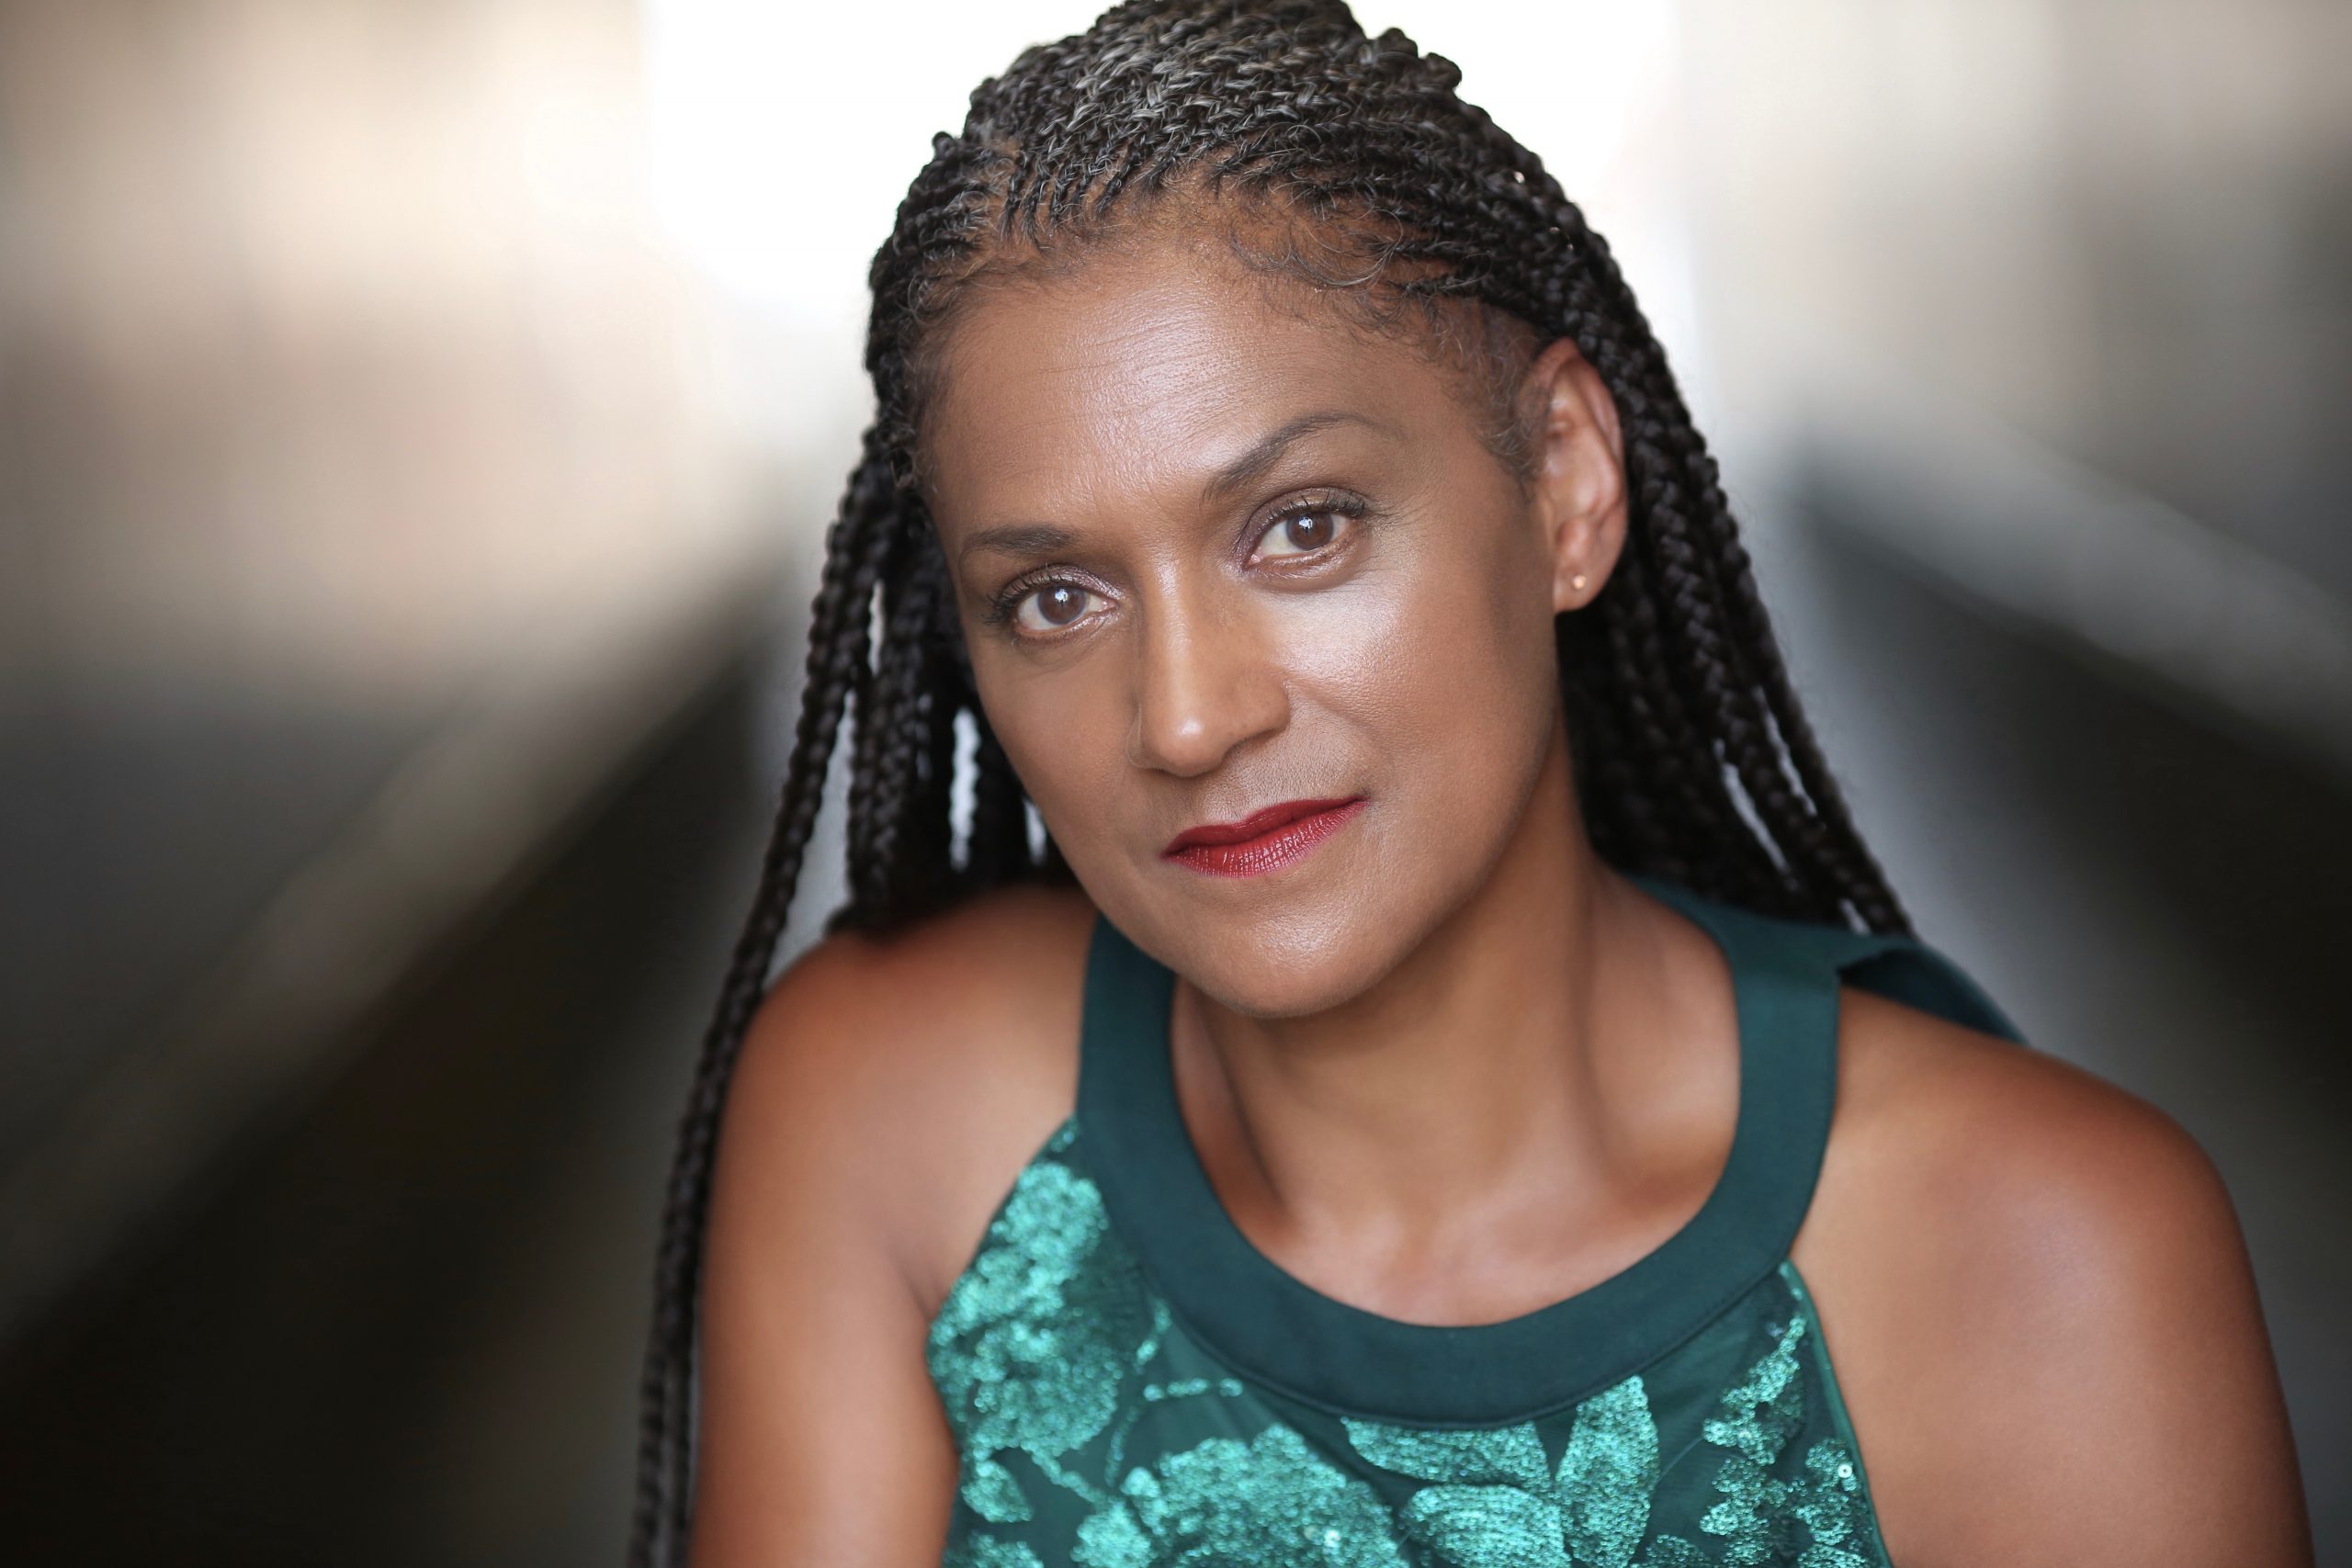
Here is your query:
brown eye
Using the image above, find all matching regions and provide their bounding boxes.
[1253,507,1351,560]
[1013,581,1105,634]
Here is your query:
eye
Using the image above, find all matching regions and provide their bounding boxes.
[1012,581,1108,635]
[1250,503,1354,562]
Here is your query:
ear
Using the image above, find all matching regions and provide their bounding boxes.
[1521,337,1628,615]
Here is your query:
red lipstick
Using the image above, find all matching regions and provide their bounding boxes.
[1162,796,1366,878]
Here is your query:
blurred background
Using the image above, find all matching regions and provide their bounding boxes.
[1,0,2343,1560]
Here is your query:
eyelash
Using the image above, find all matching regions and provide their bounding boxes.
[983,492,1370,635]
[1251,494,1368,562]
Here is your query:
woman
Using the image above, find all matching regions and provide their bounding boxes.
[634,4,2309,1564]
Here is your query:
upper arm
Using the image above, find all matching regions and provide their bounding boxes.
[686,888,1093,1568]
[1943,1091,2309,1565]
[688,935,961,1568]
[1799,991,2311,1568]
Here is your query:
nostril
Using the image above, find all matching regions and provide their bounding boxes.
[1129,609,1290,777]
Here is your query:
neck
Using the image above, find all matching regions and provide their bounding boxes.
[1168,720,1736,1322]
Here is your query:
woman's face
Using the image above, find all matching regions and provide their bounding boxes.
[922,230,1622,1016]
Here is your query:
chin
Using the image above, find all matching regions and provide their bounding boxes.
[1112,865,1442,1020]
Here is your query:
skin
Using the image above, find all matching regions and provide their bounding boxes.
[688,224,2311,1567]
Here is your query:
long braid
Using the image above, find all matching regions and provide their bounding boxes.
[628,432,902,1564]
[967,712,1037,885]
[844,525,959,922]
[631,5,1908,1560]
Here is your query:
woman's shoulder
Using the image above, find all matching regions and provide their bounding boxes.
[1804,986,2245,1407]
[1822,983,2233,1248]
[1798,988,2301,1562]
[1815,985,2244,1304]
[722,881,1100,1314]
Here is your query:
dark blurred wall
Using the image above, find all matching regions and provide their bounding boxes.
[0,649,774,1565]
[1687,0,2352,587]
[0,0,788,1556]
[0,0,783,1293]
[1679,0,2352,1551]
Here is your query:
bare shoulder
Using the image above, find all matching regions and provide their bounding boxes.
[1818,985,2239,1286]
[1797,988,2309,1564]
[688,886,1098,1563]
[720,881,1101,1313]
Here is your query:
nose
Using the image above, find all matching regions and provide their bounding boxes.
[1126,587,1290,777]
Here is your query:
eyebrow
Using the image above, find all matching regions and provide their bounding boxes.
[956,522,1080,565]
[1199,410,1387,506]
[955,409,1390,566]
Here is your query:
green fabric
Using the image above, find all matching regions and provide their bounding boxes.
[927,880,2022,1566]
[931,1125,1882,1567]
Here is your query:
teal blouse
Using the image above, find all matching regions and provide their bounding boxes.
[925,875,2022,1567]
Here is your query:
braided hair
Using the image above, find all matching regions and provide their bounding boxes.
[630,3,1906,1560]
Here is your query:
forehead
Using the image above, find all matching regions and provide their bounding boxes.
[919,235,1479,529]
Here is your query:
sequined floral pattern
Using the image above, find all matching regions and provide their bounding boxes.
[1340,1374,1668,1568]
[945,1540,1046,1568]
[1343,1417,1561,1567]
[1075,1426,1409,1568]
[1334,1341,1876,1568]
[931,1135,1890,1568]
[926,1123,1166,1523]
[1645,1295,1881,1568]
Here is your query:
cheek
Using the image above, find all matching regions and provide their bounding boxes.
[1290,508,1562,777]
[967,647,1136,852]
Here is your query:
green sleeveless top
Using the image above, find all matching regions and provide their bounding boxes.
[925,875,2022,1568]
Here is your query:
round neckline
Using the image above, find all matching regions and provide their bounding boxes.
[1072,874,1856,1425]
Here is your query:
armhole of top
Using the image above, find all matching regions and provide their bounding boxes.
[1777,1258,1901,1568]
[928,923,1115,1336]
[923,1115,1083,1342]
[1781,931,2024,1568]
[1833,935,2030,1048]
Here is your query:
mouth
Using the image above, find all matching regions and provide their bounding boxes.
[1161,796,1367,878]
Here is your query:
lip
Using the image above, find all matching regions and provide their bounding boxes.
[1162,796,1366,878]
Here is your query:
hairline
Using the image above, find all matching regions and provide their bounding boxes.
[899,182,1548,507]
